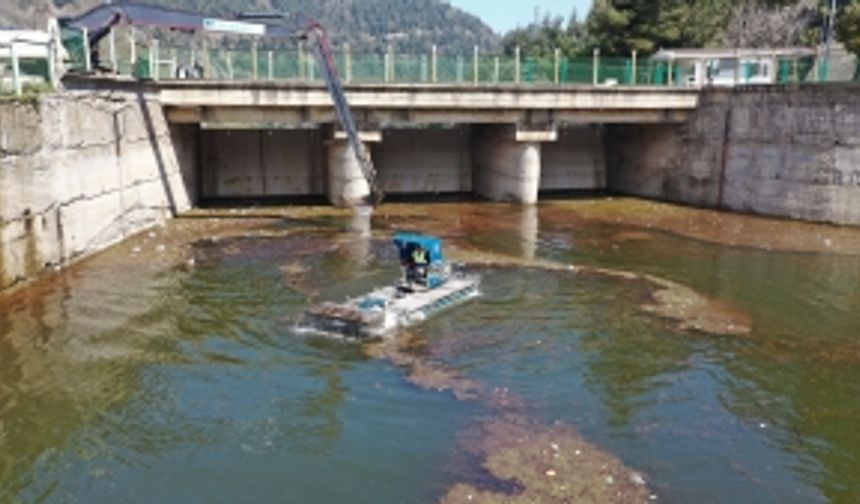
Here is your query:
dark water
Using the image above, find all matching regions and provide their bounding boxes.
[1,202,859,503]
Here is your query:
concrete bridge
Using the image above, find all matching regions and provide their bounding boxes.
[138,79,698,206]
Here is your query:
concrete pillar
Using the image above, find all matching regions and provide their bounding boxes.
[475,126,555,204]
[327,140,371,206]
[326,131,382,207]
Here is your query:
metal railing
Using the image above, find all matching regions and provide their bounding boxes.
[61,31,860,88]
[0,37,59,96]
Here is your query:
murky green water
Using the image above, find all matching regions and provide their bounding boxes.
[1,202,859,503]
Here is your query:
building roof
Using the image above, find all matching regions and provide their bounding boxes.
[652,47,816,60]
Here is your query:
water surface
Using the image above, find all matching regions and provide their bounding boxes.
[1,200,859,503]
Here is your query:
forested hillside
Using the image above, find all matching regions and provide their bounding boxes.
[503,0,857,58]
[0,0,501,54]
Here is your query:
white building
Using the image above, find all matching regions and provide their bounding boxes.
[652,47,817,87]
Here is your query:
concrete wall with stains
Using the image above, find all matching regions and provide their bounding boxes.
[606,84,860,225]
[200,129,324,198]
[374,127,472,194]
[541,126,606,192]
[0,89,195,291]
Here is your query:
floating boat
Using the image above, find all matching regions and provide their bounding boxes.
[300,232,480,339]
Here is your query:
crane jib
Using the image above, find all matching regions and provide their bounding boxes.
[201,18,266,36]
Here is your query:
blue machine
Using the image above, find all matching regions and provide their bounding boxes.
[393,232,448,289]
[301,232,480,338]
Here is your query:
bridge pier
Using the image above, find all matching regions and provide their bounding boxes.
[474,125,557,204]
[326,130,382,207]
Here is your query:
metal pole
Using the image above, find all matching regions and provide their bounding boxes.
[592,48,600,85]
[631,50,638,85]
[733,49,739,86]
[227,50,233,80]
[129,34,137,75]
[202,38,210,79]
[668,57,674,86]
[82,27,92,72]
[384,50,390,82]
[456,56,464,83]
[554,48,560,84]
[48,39,57,88]
[268,50,274,80]
[252,41,258,80]
[383,46,391,82]
[825,0,837,80]
[298,41,305,79]
[151,38,158,80]
[170,48,177,79]
[10,42,22,96]
[431,45,437,83]
[344,43,352,83]
[473,45,479,85]
[388,44,395,82]
[109,29,117,74]
[494,56,499,83]
[515,46,521,84]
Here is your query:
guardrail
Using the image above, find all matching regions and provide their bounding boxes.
[0,38,59,96]
[60,30,860,88]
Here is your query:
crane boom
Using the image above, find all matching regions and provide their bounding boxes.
[59,2,383,206]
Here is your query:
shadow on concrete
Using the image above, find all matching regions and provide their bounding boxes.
[136,90,177,216]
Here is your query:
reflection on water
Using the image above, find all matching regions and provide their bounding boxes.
[1,201,860,503]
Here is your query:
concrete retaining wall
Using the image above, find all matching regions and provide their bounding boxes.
[0,89,195,290]
[542,126,606,191]
[607,85,860,225]
[374,127,472,194]
[200,129,324,198]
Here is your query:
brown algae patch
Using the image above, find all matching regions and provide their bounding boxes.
[541,198,860,255]
[441,416,652,504]
[363,332,483,401]
[447,246,751,336]
[362,333,654,503]
[638,274,751,336]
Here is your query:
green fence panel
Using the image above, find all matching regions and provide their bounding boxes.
[393,54,426,83]
[522,57,553,84]
[561,58,592,84]
[436,55,467,84]
[61,28,88,72]
[352,54,384,83]
[598,57,630,85]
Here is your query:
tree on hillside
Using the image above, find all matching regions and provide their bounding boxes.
[582,0,736,56]
[501,11,585,57]
[721,0,818,47]
[835,0,860,77]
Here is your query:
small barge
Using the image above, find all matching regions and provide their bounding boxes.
[300,232,480,339]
